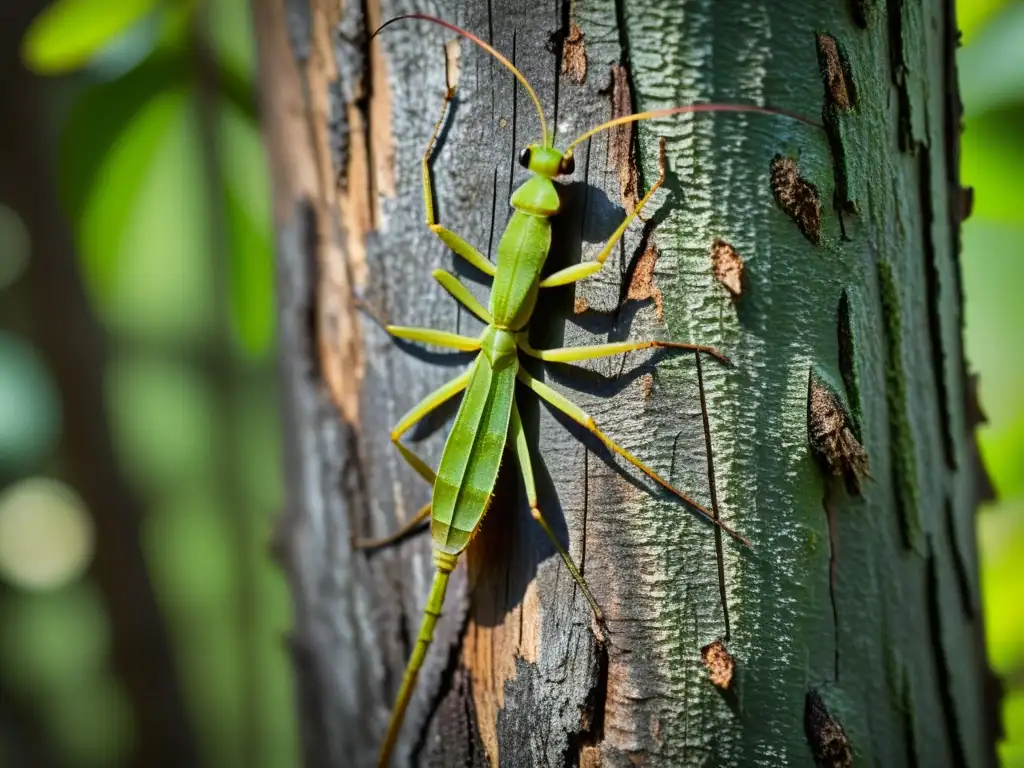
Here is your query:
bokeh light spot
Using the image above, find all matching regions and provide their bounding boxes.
[0,478,94,591]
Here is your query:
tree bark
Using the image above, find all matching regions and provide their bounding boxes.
[252,0,998,765]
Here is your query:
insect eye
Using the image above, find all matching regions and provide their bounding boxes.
[518,147,531,168]
[560,153,575,175]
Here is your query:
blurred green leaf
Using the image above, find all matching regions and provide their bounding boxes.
[108,92,215,342]
[205,0,256,92]
[980,499,1024,674]
[66,82,215,343]
[144,492,236,609]
[961,107,1024,224]
[959,4,1024,116]
[220,103,275,357]
[48,676,132,768]
[22,0,163,74]
[0,582,109,697]
[107,355,217,492]
[961,219,1024,428]
[980,411,1024,500]
[959,0,1012,44]
[59,59,183,299]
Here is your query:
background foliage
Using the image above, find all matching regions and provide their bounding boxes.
[0,0,1019,765]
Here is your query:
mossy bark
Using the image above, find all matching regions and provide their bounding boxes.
[253,0,999,765]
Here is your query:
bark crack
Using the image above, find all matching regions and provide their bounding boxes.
[943,499,976,619]
[885,0,914,150]
[696,352,730,641]
[918,151,957,471]
[926,540,969,767]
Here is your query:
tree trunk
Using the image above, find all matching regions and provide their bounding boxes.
[252,0,998,765]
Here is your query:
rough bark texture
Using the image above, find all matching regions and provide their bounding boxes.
[252,0,997,766]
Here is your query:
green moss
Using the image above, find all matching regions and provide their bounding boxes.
[877,261,924,553]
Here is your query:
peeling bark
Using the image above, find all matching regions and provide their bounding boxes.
[252,0,998,765]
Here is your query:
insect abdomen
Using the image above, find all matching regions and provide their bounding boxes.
[431,357,517,554]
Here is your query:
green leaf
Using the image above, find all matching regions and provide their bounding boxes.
[220,102,275,357]
[21,0,163,74]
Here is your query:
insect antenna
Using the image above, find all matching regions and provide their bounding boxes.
[566,104,821,152]
[373,13,550,147]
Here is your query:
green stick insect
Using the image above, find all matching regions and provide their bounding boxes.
[358,13,817,766]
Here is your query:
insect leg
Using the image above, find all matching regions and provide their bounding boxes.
[539,138,668,288]
[390,369,472,485]
[421,77,496,277]
[386,326,481,351]
[352,501,431,550]
[518,336,728,365]
[509,401,603,622]
[516,367,749,546]
[432,269,494,324]
[356,371,471,551]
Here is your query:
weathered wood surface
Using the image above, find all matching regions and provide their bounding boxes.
[252,0,998,765]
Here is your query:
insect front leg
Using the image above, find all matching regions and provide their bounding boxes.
[539,138,668,288]
[516,367,749,546]
[421,77,496,278]
[509,400,604,623]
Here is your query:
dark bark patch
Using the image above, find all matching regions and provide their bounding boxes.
[420,665,488,767]
[958,185,974,222]
[609,64,639,212]
[886,0,915,150]
[562,23,587,83]
[877,261,923,552]
[808,370,869,494]
[710,238,745,298]
[627,244,663,321]
[849,0,868,28]
[564,641,608,768]
[804,689,853,768]
[770,155,821,244]
[816,34,855,110]
[836,290,861,428]
[701,641,735,690]
[816,34,857,222]
[299,198,323,385]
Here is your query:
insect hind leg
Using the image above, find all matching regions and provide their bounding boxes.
[355,371,471,550]
[516,367,749,547]
[509,401,604,624]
